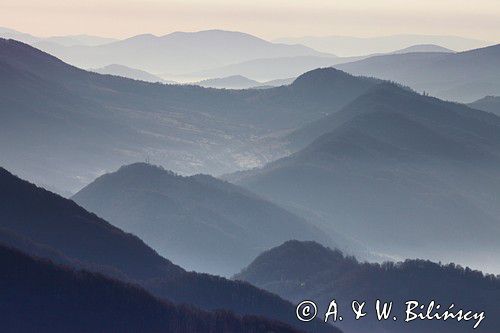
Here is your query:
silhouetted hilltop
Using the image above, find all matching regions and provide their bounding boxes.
[236,240,500,333]
[73,163,336,276]
[0,166,337,333]
[0,245,302,333]
[289,67,379,103]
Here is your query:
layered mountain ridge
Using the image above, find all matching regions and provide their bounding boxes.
[228,82,500,273]
[72,162,341,276]
[0,166,337,333]
[0,38,378,193]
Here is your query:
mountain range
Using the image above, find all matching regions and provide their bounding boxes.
[0,245,302,333]
[335,44,500,102]
[6,27,480,85]
[5,27,497,103]
[3,38,500,273]
[0,38,380,193]
[33,29,329,75]
[1,27,334,80]
[1,23,499,332]
[72,163,342,276]
[235,240,500,333]
[227,82,500,274]
[189,44,458,82]
[275,34,490,56]
[0,166,336,333]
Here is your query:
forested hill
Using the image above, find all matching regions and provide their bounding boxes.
[236,240,500,333]
[73,162,336,276]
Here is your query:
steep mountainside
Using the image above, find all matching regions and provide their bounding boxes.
[335,44,500,102]
[73,163,337,276]
[0,167,182,280]
[229,83,500,273]
[0,245,302,333]
[0,166,337,333]
[0,38,378,193]
[236,240,500,333]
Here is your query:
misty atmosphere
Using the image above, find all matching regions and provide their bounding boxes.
[0,1,499,332]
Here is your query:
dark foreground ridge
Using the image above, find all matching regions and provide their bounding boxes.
[0,244,303,333]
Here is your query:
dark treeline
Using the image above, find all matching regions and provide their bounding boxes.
[0,245,302,333]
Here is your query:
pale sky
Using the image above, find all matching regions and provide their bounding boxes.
[1,0,499,41]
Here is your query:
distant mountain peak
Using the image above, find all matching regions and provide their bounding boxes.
[91,64,168,83]
[160,29,271,44]
[195,75,261,89]
[393,44,455,54]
